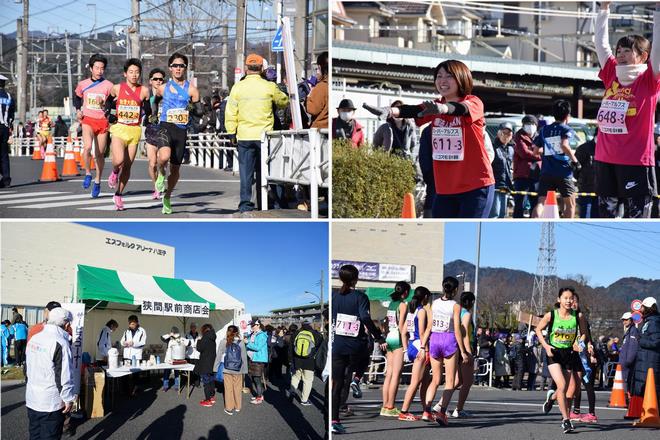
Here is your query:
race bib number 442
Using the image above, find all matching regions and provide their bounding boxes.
[597,99,629,135]
[335,313,360,337]
[432,127,464,161]
[117,105,140,125]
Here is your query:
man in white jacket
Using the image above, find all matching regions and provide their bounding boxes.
[95,319,118,366]
[120,315,147,361]
[25,307,77,440]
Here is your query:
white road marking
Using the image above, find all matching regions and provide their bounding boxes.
[0,191,67,201]
[350,399,626,412]
[81,200,164,211]
[0,193,100,205]
[12,194,157,209]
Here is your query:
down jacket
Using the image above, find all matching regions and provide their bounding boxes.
[629,313,660,397]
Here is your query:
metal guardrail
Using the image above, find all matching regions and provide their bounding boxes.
[364,354,493,384]
[260,128,329,219]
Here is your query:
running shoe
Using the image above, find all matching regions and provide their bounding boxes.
[250,396,264,405]
[199,400,213,407]
[152,190,160,200]
[300,400,312,406]
[350,380,362,398]
[91,182,101,198]
[398,412,420,421]
[339,406,354,417]
[162,197,172,215]
[209,396,216,404]
[562,419,573,433]
[380,407,400,417]
[82,174,92,189]
[224,409,234,415]
[421,411,437,422]
[155,172,166,193]
[108,169,119,189]
[580,413,598,423]
[331,422,347,434]
[435,411,449,426]
[432,402,442,413]
[569,411,581,421]
[113,194,124,211]
[451,409,472,418]
[543,390,555,414]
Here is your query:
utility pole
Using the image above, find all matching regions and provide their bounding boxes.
[235,0,247,86]
[294,0,308,77]
[473,223,482,331]
[77,40,83,82]
[320,269,325,336]
[16,19,26,122]
[276,0,283,84]
[65,32,74,117]
[221,23,228,90]
[130,0,141,59]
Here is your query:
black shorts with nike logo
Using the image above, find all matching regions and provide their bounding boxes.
[595,161,657,198]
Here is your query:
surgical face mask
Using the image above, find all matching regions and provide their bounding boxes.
[339,111,353,122]
[523,124,536,136]
[234,336,240,343]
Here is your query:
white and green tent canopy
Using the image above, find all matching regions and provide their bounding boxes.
[76,264,244,311]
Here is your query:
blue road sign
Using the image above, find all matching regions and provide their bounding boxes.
[272,26,283,52]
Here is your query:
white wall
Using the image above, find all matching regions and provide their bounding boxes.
[1,223,175,308]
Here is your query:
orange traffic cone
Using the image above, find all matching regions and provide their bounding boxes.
[626,394,644,419]
[541,190,560,219]
[401,193,416,218]
[73,137,82,166]
[61,138,79,177]
[31,139,44,160]
[633,368,660,428]
[39,143,60,182]
[608,364,628,408]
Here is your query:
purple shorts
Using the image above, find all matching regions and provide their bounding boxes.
[429,332,458,360]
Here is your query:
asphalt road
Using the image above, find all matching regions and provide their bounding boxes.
[1,372,326,440]
[0,157,317,218]
[335,385,659,440]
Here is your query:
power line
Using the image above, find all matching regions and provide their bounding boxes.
[0,1,80,29]
[577,222,660,234]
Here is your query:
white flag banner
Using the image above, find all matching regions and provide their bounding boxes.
[237,313,252,337]
[62,303,85,395]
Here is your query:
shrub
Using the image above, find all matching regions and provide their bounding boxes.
[332,140,416,218]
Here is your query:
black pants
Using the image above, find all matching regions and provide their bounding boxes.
[332,352,366,422]
[201,373,215,400]
[340,350,370,408]
[28,407,65,440]
[574,363,597,414]
[0,125,10,186]
[252,374,264,397]
[15,339,26,366]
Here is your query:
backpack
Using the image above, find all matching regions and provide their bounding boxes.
[294,330,316,358]
[225,342,242,371]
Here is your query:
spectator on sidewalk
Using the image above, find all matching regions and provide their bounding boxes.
[332,99,364,148]
[53,115,69,138]
[619,312,639,394]
[288,320,323,405]
[629,297,660,401]
[512,115,542,217]
[225,53,289,213]
[372,100,417,159]
[490,122,515,218]
[575,130,599,218]
[306,51,328,130]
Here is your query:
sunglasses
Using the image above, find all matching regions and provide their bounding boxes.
[150,77,164,82]
[170,63,187,68]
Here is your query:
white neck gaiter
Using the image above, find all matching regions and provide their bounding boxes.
[615,63,648,86]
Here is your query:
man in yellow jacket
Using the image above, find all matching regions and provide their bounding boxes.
[225,54,289,213]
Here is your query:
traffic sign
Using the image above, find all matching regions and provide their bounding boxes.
[631,311,643,324]
[272,26,283,52]
[631,299,643,312]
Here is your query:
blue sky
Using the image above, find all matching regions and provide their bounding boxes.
[80,221,328,314]
[1,0,278,40]
[444,222,660,287]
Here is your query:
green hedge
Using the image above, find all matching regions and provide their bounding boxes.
[332,140,416,218]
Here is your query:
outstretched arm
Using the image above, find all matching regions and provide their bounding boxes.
[651,3,660,76]
[595,2,613,68]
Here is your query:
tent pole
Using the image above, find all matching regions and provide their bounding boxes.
[86,301,103,314]
[73,265,79,303]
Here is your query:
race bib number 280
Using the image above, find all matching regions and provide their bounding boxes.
[597,99,628,135]
[432,127,464,161]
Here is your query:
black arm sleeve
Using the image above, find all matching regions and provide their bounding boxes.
[190,101,204,118]
[142,98,152,120]
[104,95,116,115]
[73,95,83,111]
[397,102,469,118]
